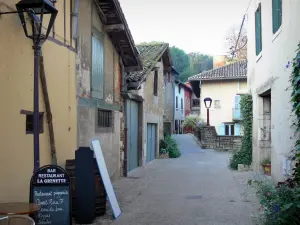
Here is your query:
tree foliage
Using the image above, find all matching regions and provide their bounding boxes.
[188,52,213,76]
[170,46,213,82]
[170,46,191,81]
[229,94,253,169]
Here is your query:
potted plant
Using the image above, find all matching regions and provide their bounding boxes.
[261,158,271,176]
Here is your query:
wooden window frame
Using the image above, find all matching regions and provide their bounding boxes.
[192,99,200,107]
[20,110,44,134]
[153,70,158,96]
[95,109,114,133]
[255,3,262,56]
[272,0,282,34]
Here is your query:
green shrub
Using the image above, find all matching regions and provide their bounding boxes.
[252,180,300,225]
[229,94,253,169]
[164,136,181,158]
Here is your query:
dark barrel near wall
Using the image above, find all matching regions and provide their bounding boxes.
[65,152,107,220]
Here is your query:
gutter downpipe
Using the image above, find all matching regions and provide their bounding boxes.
[121,61,128,177]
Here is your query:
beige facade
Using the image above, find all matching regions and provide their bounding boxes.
[200,79,247,132]
[76,0,141,180]
[247,0,300,182]
[0,0,77,201]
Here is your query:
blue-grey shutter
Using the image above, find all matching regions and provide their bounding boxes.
[218,123,225,135]
[92,34,104,99]
[234,123,241,136]
[255,4,262,55]
[272,0,282,34]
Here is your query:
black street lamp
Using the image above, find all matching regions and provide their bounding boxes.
[15,0,58,173]
[204,97,212,126]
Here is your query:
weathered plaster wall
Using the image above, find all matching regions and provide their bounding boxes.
[247,0,300,183]
[76,0,121,180]
[200,79,247,133]
[191,92,200,115]
[184,88,191,117]
[163,72,175,132]
[139,60,165,164]
[174,84,185,120]
[0,1,77,202]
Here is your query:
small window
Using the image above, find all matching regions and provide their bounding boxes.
[23,112,44,134]
[153,70,158,96]
[214,100,220,109]
[255,4,262,55]
[181,98,183,109]
[97,109,113,128]
[192,99,200,107]
[176,96,178,109]
[272,0,282,34]
[225,124,234,136]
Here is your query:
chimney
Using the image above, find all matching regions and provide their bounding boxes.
[213,55,226,69]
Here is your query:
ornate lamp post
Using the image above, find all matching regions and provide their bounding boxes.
[204,97,212,126]
[15,0,58,172]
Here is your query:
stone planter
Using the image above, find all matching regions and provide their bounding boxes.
[159,153,169,159]
[262,164,271,176]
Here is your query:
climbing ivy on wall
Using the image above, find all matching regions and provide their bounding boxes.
[290,44,300,183]
[229,94,253,170]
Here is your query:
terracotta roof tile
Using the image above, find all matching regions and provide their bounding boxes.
[188,60,247,81]
[126,43,169,82]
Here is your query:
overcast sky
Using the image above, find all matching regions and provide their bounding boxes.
[119,0,249,56]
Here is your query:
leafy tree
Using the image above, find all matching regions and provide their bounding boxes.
[170,46,191,81]
[188,52,213,75]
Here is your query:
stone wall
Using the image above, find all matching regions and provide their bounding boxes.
[196,126,242,151]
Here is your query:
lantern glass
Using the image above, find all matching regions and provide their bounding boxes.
[204,97,212,109]
[16,0,58,41]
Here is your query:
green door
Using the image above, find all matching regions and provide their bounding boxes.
[147,124,156,162]
[126,100,139,172]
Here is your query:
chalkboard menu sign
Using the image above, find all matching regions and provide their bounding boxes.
[30,165,71,225]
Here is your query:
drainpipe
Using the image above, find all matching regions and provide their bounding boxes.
[121,60,128,177]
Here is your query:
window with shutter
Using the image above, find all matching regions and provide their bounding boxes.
[219,123,225,135]
[255,4,262,55]
[154,70,158,96]
[91,32,104,99]
[272,0,282,34]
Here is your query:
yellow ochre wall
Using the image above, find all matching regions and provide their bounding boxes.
[0,1,77,202]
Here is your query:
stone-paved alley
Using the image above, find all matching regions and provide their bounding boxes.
[101,134,259,225]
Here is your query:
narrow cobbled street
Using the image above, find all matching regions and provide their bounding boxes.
[109,134,258,225]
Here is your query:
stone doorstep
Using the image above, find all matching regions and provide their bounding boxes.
[159,154,169,159]
[238,164,253,172]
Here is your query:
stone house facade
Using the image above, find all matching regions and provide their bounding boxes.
[247,0,300,182]
[125,43,172,168]
[76,0,141,180]
[189,60,248,136]
[163,67,178,135]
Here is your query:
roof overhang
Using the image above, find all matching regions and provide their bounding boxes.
[94,0,142,71]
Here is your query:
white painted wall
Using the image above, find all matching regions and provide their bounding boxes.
[174,83,185,121]
[247,0,300,183]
